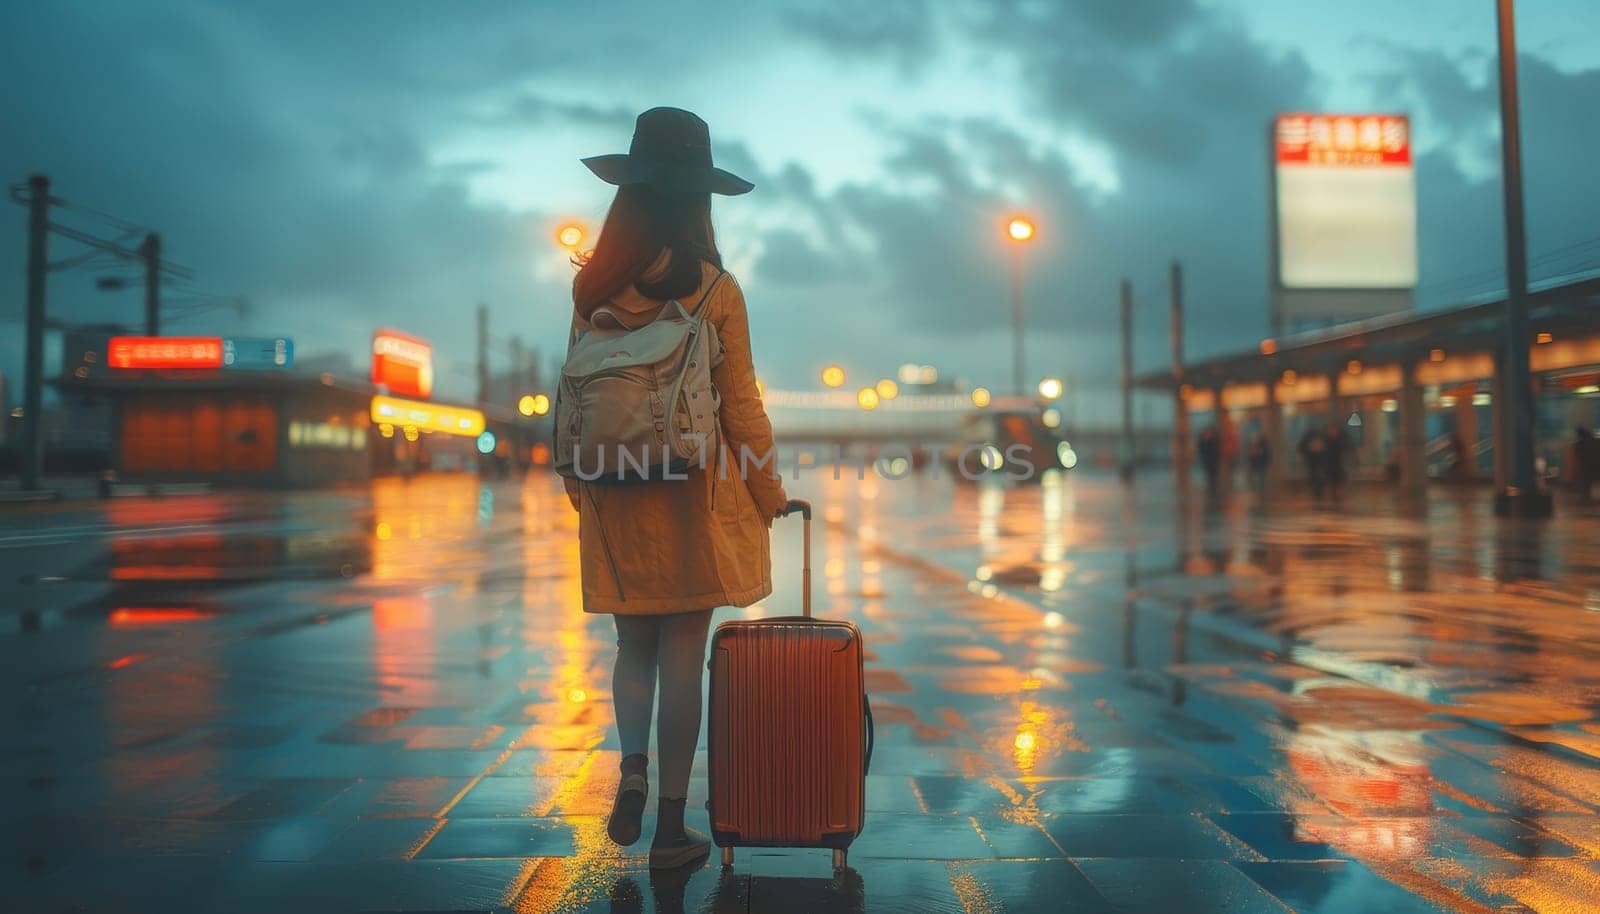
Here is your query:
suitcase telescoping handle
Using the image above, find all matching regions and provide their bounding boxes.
[779,499,812,618]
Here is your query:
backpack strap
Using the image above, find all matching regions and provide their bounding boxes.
[686,269,728,317]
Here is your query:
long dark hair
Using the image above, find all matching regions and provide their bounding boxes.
[573,185,720,310]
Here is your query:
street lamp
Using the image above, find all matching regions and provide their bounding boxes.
[821,364,846,388]
[1005,216,1036,396]
[1037,377,1064,401]
[875,378,899,401]
[555,223,585,250]
[518,393,550,417]
[971,387,992,409]
[856,387,880,411]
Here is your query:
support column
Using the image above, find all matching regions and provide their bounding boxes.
[1214,386,1236,495]
[1400,361,1428,503]
[1454,386,1480,479]
[1493,0,1550,516]
[1492,356,1509,492]
[1264,381,1286,494]
[1326,371,1342,427]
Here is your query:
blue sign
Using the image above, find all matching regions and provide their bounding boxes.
[223,337,294,369]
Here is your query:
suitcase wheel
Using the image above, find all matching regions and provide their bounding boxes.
[721,847,734,868]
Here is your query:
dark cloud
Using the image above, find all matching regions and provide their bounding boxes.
[501,96,639,131]
[971,0,1317,167]
[753,228,838,285]
[784,0,937,74]
[0,1,567,400]
[1371,47,1600,295]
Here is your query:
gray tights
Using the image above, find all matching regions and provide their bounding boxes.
[611,610,713,799]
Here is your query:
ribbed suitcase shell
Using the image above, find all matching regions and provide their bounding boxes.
[707,616,867,849]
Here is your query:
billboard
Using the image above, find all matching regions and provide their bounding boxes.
[108,337,224,369]
[372,329,433,399]
[1272,113,1416,330]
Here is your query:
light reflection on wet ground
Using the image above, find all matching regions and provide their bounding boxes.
[2,471,1599,912]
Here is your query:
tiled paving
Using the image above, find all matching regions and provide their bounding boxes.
[2,470,1599,912]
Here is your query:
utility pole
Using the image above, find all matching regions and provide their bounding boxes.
[141,232,161,336]
[1493,0,1550,517]
[1120,278,1134,481]
[476,304,489,405]
[20,175,50,491]
[1170,261,1190,503]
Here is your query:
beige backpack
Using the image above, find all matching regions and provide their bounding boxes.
[554,273,725,482]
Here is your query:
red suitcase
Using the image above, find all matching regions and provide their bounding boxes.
[707,499,874,870]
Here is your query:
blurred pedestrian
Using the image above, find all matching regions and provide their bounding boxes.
[1446,433,1468,481]
[1197,426,1222,500]
[1570,426,1594,501]
[1298,426,1328,500]
[1247,432,1271,497]
[566,108,787,871]
[1324,423,1349,504]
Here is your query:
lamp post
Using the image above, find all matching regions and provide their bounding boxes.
[1493,0,1550,517]
[1006,217,1035,396]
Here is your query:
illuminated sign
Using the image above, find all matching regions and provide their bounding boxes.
[371,329,434,398]
[224,337,295,369]
[370,395,484,438]
[1276,113,1410,166]
[1273,113,1417,324]
[108,337,224,369]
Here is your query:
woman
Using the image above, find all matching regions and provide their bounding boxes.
[565,107,788,869]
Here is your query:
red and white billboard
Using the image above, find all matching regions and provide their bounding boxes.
[1274,113,1417,309]
[108,337,224,370]
[371,329,433,399]
[1276,113,1411,167]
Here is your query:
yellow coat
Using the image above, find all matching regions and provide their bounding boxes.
[564,260,788,615]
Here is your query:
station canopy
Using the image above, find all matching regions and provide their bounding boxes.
[1134,275,1600,393]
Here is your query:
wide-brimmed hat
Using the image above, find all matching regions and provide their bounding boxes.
[582,107,753,196]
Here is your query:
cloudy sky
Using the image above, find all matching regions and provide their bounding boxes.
[3,0,1597,418]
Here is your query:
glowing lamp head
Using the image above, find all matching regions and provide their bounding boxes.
[556,224,584,250]
[517,395,536,417]
[856,387,880,411]
[530,393,551,416]
[1037,377,1064,401]
[970,387,992,409]
[875,378,899,400]
[821,364,846,388]
[1007,217,1035,242]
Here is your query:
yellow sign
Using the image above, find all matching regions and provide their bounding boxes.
[370,395,485,438]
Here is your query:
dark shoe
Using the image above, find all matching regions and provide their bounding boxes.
[607,754,649,847]
[648,826,710,870]
[649,797,710,870]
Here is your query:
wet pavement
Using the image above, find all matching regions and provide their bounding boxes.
[3,469,1600,913]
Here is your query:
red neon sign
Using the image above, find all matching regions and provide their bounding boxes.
[372,328,434,399]
[1277,113,1410,166]
[107,337,224,369]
